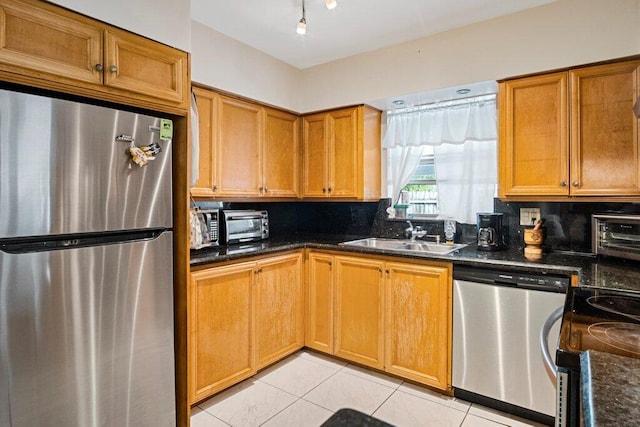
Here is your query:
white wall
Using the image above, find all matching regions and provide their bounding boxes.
[190,21,302,112]
[300,0,640,112]
[49,0,191,52]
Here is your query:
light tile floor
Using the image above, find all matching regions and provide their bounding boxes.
[191,350,546,427]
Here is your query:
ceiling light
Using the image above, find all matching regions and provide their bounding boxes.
[392,100,405,106]
[456,88,471,95]
[296,0,307,35]
[325,0,337,9]
[296,17,307,35]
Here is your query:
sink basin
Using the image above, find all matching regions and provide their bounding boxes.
[340,238,466,255]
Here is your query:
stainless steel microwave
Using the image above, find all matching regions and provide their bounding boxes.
[221,210,269,244]
[593,214,640,261]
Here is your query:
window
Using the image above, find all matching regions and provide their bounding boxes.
[400,147,438,217]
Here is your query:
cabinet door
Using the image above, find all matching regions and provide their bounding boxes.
[104,28,188,106]
[189,263,256,403]
[499,73,569,197]
[334,255,385,369]
[216,96,263,197]
[263,108,300,197]
[306,252,334,353]
[302,113,330,197]
[570,61,640,196]
[191,87,218,197]
[329,107,360,198]
[255,253,304,369]
[385,262,451,390]
[0,0,103,86]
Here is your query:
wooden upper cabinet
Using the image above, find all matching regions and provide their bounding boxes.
[499,73,569,197]
[570,61,640,196]
[385,261,451,390]
[263,108,300,197]
[302,105,381,200]
[0,0,189,113]
[330,108,359,197]
[0,0,103,86]
[302,112,330,197]
[191,87,300,198]
[499,58,640,199]
[216,95,263,197]
[104,28,187,105]
[191,87,218,198]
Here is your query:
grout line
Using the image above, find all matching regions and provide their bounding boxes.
[257,396,300,427]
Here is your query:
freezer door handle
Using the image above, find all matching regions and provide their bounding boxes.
[0,228,168,254]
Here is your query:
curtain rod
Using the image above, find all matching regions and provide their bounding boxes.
[387,93,496,116]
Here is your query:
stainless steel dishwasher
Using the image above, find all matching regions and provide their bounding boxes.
[453,266,568,424]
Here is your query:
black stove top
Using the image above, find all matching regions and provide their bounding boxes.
[557,286,640,369]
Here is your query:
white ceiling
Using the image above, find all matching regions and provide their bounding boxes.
[191,0,556,70]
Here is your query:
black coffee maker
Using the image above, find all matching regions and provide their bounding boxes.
[477,213,504,251]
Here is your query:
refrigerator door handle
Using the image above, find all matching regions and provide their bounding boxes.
[0,228,168,254]
[540,306,564,380]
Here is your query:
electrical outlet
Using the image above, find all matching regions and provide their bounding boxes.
[520,208,541,226]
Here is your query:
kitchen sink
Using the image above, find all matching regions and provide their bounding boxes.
[340,238,466,255]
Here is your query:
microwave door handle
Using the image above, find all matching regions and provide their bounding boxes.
[227,215,261,220]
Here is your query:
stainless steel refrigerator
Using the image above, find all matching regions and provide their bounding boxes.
[0,88,175,426]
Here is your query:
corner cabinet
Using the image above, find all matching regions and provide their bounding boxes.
[305,250,452,391]
[499,59,640,198]
[0,0,189,113]
[189,252,303,404]
[302,106,381,200]
[191,87,300,198]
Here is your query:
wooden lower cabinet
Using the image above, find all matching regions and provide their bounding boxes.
[306,250,452,391]
[334,255,385,369]
[189,262,256,404]
[306,252,335,353]
[255,252,304,369]
[385,261,451,390]
[189,251,304,404]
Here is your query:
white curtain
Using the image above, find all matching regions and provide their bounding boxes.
[383,96,497,222]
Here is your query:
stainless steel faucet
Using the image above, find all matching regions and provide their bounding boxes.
[405,221,427,241]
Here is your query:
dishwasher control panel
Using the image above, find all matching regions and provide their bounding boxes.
[454,266,570,292]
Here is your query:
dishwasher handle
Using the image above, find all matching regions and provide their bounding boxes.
[540,306,564,379]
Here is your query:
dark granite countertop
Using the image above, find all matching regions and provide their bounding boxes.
[190,233,640,292]
[581,350,640,427]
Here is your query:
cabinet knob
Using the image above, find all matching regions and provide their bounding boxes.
[212,185,218,191]
[259,186,264,193]
[560,181,567,187]
[95,64,104,71]
[264,187,268,193]
[109,65,118,73]
[322,188,326,193]
[572,181,579,187]
[328,187,332,193]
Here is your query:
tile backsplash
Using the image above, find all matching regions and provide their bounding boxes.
[198,198,640,254]
[494,199,640,253]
